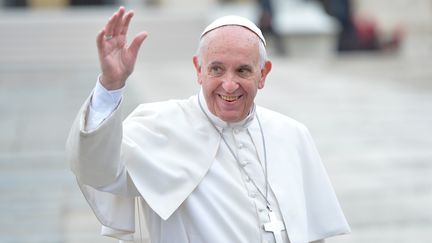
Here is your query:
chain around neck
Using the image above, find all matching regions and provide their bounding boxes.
[197,94,270,209]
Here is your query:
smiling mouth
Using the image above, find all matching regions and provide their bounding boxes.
[219,94,242,102]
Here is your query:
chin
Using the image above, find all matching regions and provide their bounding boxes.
[217,113,243,123]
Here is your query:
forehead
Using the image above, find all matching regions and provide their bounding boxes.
[202,25,260,47]
[200,26,260,64]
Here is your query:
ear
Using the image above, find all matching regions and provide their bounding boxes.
[193,56,202,85]
[258,60,272,89]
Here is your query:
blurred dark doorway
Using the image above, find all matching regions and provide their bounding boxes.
[4,0,28,7]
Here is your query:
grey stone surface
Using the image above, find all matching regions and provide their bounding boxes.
[0,6,431,243]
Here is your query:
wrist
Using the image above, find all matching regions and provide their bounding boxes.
[99,74,126,90]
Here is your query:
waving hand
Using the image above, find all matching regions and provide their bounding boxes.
[97,7,148,90]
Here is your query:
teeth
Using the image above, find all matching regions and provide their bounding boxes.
[220,95,239,102]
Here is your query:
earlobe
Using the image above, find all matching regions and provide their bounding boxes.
[258,79,265,89]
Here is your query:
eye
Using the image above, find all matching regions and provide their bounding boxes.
[237,66,252,77]
[208,65,224,77]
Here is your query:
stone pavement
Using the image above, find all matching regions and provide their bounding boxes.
[0,6,431,243]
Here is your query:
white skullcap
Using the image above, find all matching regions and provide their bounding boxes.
[200,15,266,46]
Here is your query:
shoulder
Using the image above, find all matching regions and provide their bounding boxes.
[122,96,204,134]
[256,107,319,161]
[256,106,313,148]
[125,96,196,121]
[257,106,308,133]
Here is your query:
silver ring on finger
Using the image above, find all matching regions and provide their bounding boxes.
[104,35,113,41]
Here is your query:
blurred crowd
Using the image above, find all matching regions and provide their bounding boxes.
[315,0,401,51]
[255,0,401,54]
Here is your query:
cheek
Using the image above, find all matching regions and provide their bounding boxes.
[202,77,219,90]
[248,78,262,93]
[197,73,204,85]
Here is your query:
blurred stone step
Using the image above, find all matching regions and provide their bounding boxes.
[0,8,205,64]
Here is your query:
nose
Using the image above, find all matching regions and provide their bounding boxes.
[221,78,239,93]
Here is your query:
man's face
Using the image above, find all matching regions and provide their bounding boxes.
[193,26,271,122]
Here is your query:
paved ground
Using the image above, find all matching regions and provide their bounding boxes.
[0,6,431,243]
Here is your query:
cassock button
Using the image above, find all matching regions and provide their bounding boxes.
[241,161,249,167]
[238,143,244,149]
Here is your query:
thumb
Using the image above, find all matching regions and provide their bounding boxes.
[128,31,148,59]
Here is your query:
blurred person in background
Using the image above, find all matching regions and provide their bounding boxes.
[317,0,401,51]
[66,6,350,243]
[257,0,287,55]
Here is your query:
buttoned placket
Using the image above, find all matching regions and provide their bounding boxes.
[224,126,288,243]
[197,92,288,243]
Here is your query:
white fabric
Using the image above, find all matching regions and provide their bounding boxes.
[66,85,350,243]
[87,76,124,131]
[86,85,291,242]
[201,15,266,46]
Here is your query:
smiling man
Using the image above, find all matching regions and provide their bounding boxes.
[194,24,272,123]
[67,7,350,243]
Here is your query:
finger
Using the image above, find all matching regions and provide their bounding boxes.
[96,29,105,48]
[127,32,148,59]
[96,29,106,54]
[113,7,126,36]
[120,10,134,36]
[104,13,117,38]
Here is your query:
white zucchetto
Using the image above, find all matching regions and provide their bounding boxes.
[200,15,266,46]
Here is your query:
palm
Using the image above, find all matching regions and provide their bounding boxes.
[100,36,132,82]
[97,7,147,90]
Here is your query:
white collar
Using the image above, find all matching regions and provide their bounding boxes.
[198,89,256,130]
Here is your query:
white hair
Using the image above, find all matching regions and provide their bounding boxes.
[195,33,268,69]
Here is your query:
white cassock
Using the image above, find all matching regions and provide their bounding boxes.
[66,83,350,243]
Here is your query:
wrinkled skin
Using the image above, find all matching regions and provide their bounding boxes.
[193,26,272,122]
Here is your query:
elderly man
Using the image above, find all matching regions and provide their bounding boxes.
[66,7,350,243]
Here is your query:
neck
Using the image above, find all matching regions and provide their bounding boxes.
[198,89,255,129]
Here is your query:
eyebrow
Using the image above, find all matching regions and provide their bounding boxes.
[208,62,253,68]
[238,64,252,69]
[208,61,224,66]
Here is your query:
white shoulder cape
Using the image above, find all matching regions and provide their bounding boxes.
[67,95,350,243]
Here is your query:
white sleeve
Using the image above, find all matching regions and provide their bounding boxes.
[86,76,125,131]
[82,77,140,196]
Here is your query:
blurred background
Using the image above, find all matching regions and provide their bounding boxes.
[0,0,431,242]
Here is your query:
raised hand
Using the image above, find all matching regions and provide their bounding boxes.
[97,7,148,90]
